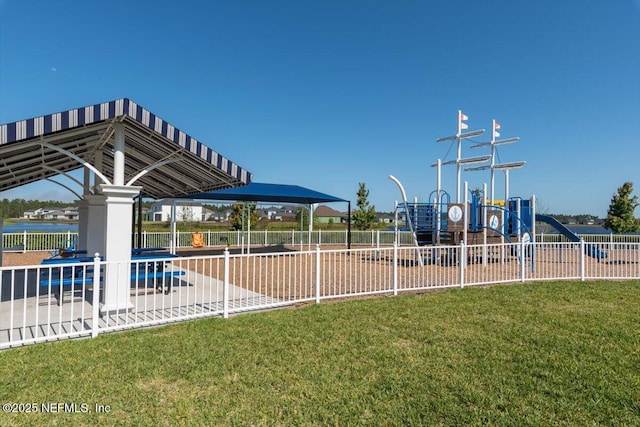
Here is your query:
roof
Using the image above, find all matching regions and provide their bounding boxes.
[314,205,345,217]
[183,182,348,205]
[0,99,252,199]
[151,199,204,207]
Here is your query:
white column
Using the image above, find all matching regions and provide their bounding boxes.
[76,199,90,252]
[113,123,125,186]
[76,199,89,252]
[82,194,107,256]
[99,184,142,315]
[77,166,103,253]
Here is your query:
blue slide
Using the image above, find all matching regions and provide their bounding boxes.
[536,214,607,259]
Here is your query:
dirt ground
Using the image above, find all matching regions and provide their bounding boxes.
[0,244,308,267]
[1,251,50,267]
[4,246,637,292]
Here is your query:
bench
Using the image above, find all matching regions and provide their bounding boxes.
[131,247,166,255]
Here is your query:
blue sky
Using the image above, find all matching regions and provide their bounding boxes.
[0,0,638,217]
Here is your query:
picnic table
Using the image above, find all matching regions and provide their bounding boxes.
[40,250,184,304]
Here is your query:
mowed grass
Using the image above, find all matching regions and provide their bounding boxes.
[1,280,639,426]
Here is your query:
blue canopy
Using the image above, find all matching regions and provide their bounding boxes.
[184,182,348,205]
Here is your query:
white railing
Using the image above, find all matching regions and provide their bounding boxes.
[5,229,637,253]
[2,231,77,253]
[536,232,640,244]
[2,240,638,349]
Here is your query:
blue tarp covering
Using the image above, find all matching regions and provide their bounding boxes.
[184,182,347,205]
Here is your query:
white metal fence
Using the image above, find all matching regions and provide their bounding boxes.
[3,229,639,253]
[1,240,638,349]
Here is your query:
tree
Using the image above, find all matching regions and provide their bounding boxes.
[352,182,377,230]
[295,206,312,228]
[229,202,259,231]
[604,182,640,233]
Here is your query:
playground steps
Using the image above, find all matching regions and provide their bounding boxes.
[415,230,437,245]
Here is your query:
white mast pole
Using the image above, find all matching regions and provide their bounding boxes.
[456,110,463,203]
[491,119,497,205]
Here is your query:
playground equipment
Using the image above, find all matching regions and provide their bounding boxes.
[536,214,607,259]
[390,110,607,264]
[391,178,534,246]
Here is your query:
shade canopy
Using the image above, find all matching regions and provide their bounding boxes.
[0,98,251,199]
[183,182,348,205]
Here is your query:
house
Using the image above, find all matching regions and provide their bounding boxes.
[208,209,232,222]
[314,205,345,224]
[61,207,79,220]
[147,199,205,222]
[22,207,78,220]
[262,206,281,221]
[260,205,298,221]
[376,212,396,224]
[22,208,42,219]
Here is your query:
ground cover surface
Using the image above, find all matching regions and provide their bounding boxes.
[0,280,638,426]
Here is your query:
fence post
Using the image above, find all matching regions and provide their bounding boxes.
[520,238,526,282]
[459,241,466,288]
[23,230,27,253]
[223,248,230,318]
[393,241,398,296]
[580,239,586,281]
[315,245,321,304]
[91,253,101,338]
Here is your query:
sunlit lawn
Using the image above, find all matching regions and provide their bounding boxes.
[1,280,639,426]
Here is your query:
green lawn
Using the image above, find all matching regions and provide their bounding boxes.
[1,280,639,426]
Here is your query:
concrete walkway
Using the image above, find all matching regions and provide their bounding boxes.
[0,267,284,349]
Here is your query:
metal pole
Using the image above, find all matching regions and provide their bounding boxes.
[456,111,463,203]
[308,203,313,251]
[347,201,351,250]
[436,159,442,245]
[247,203,251,255]
[483,182,487,266]
[223,248,230,318]
[0,218,3,266]
[170,199,177,254]
[137,194,143,249]
[463,181,468,247]
[456,136,462,203]
[491,119,496,205]
[504,169,510,204]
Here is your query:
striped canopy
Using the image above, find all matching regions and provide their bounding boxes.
[0,99,252,199]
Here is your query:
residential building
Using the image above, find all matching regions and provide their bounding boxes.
[21,207,78,220]
[147,199,205,222]
[314,205,346,224]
